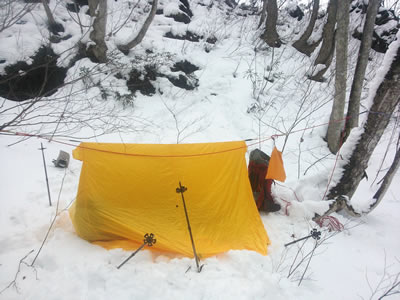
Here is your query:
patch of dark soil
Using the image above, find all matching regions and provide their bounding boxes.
[0,46,67,101]
[171,60,199,74]
[164,31,203,42]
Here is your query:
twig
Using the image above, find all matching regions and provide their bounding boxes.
[0,250,36,294]
[298,240,317,286]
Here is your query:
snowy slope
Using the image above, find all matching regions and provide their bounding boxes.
[1,1,399,299]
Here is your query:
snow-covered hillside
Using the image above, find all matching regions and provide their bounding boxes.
[0,0,399,299]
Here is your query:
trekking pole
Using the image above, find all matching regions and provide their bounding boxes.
[176,182,202,273]
[117,233,156,269]
[39,142,52,206]
[284,228,321,247]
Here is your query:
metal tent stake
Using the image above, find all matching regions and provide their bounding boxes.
[176,181,202,273]
[39,142,52,206]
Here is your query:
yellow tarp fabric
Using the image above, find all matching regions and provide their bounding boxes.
[265,146,286,182]
[69,141,269,257]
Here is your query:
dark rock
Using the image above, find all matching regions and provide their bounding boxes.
[171,60,199,74]
[49,22,65,35]
[350,1,367,14]
[0,46,67,101]
[126,69,156,96]
[0,60,5,64]
[66,3,79,13]
[164,0,193,24]
[76,0,88,6]
[66,0,88,12]
[166,74,198,90]
[166,12,191,24]
[288,5,304,21]
[206,36,217,44]
[164,31,203,42]
[353,24,399,54]
[156,8,164,15]
[50,34,72,43]
[376,9,398,26]
[224,0,237,8]
[237,3,259,15]
[179,0,193,17]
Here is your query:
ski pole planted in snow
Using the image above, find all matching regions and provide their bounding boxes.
[176,181,203,273]
[117,233,156,269]
[284,228,321,247]
[39,142,52,206]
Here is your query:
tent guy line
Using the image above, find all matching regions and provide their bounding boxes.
[0,114,354,158]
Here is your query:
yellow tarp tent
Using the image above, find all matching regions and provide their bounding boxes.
[69,141,269,257]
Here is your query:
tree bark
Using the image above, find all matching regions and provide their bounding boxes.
[309,0,337,82]
[41,0,63,34]
[345,0,380,135]
[292,0,321,56]
[260,0,281,48]
[323,41,400,217]
[326,0,350,154]
[87,0,108,63]
[118,0,158,54]
[258,0,268,28]
[369,143,400,212]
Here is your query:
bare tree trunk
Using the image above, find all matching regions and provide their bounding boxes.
[369,142,400,212]
[320,41,400,218]
[41,0,63,34]
[87,0,108,63]
[309,0,337,81]
[346,0,380,135]
[260,0,281,48]
[258,0,268,28]
[292,0,321,56]
[118,0,158,54]
[326,0,350,154]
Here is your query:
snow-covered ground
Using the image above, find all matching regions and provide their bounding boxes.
[1,1,399,299]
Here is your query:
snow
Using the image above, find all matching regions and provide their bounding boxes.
[1,0,399,299]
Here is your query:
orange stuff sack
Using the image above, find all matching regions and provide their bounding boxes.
[265,147,286,182]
